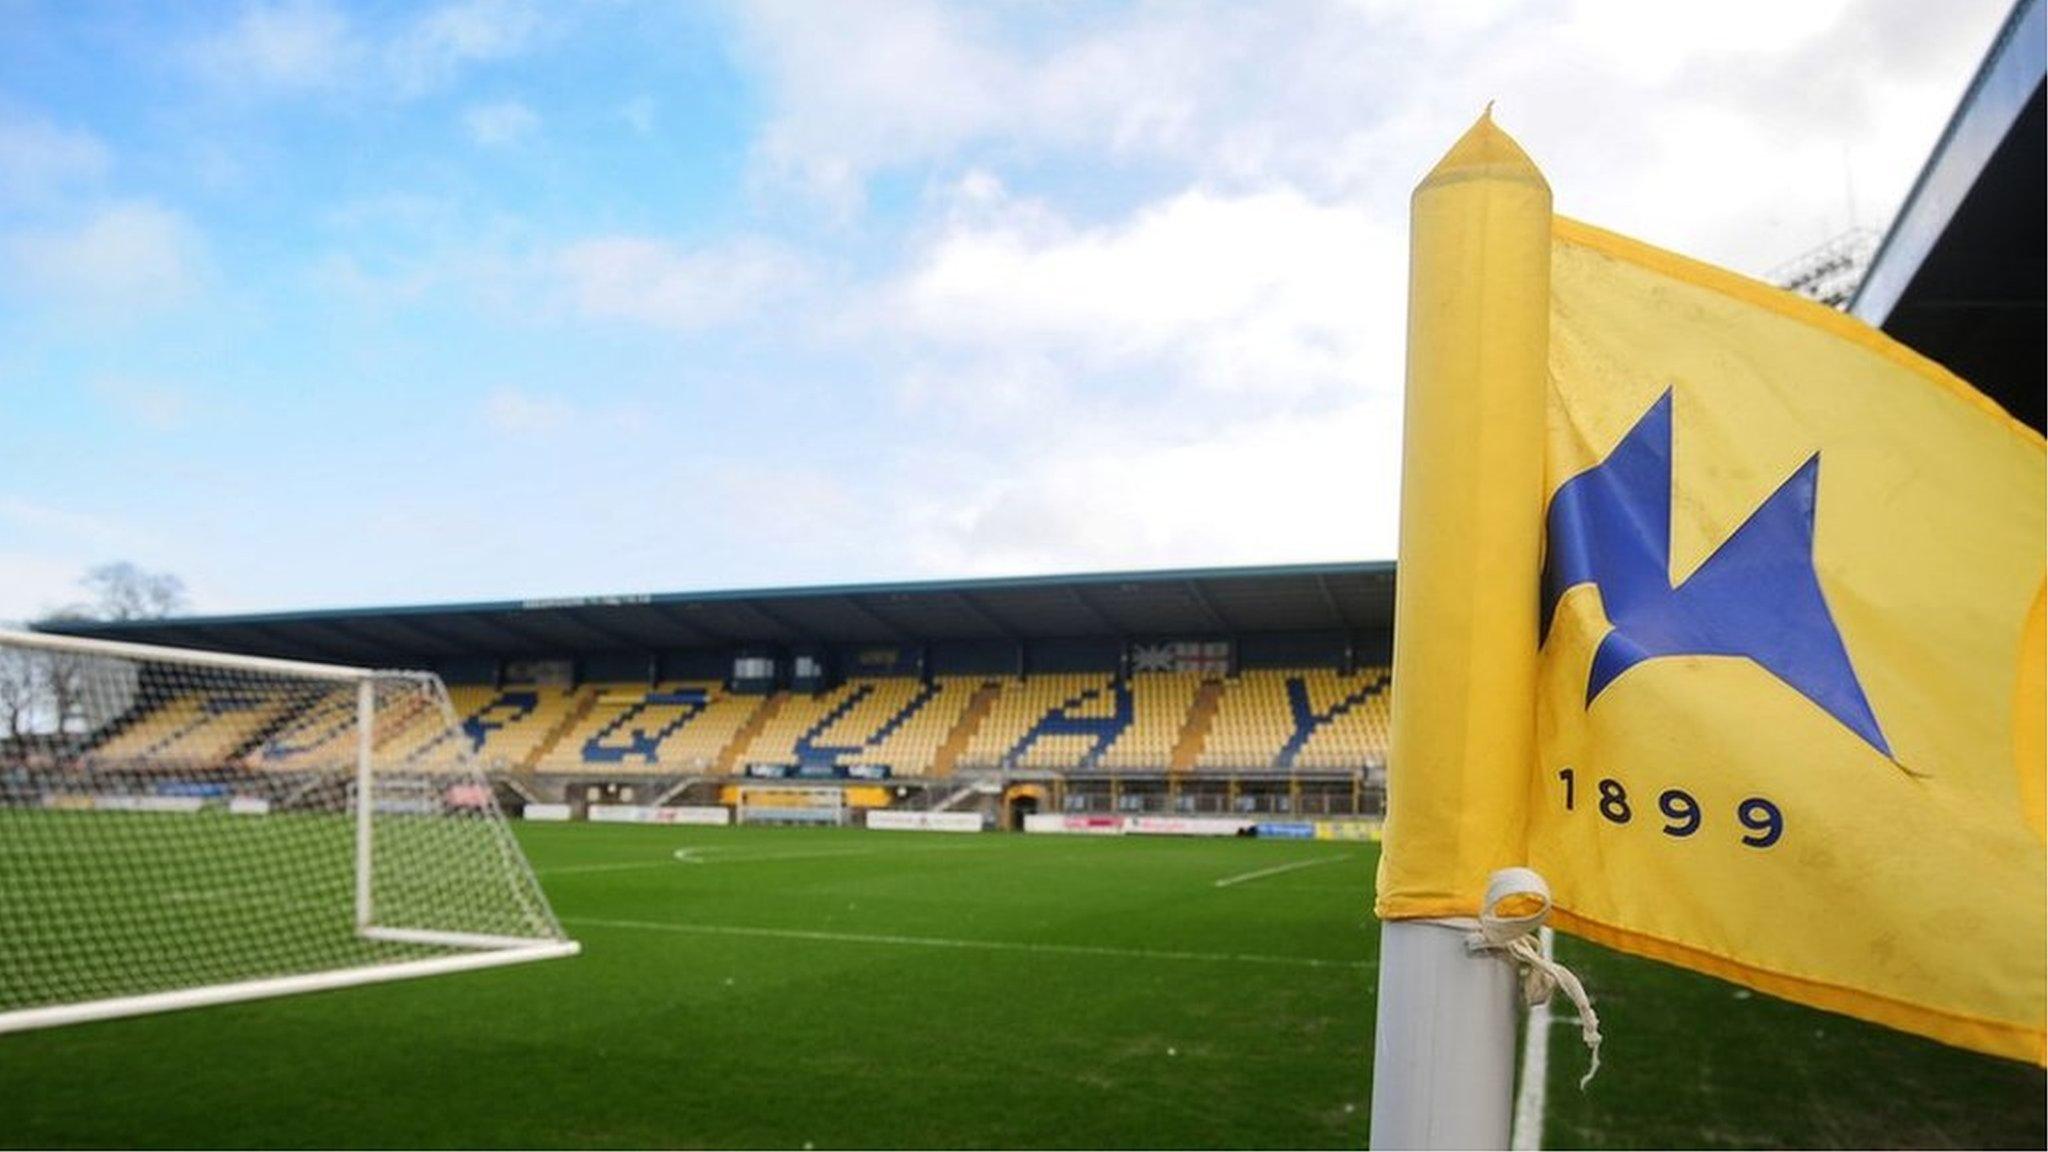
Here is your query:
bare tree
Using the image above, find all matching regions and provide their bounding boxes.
[45,562,189,624]
[0,650,99,740]
[0,650,32,739]
[13,563,184,745]
[44,653,92,737]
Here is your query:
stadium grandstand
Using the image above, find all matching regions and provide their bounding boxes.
[40,563,1397,830]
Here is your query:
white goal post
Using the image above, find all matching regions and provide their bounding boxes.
[0,627,577,1034]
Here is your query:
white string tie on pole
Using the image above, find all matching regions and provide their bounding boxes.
[1471,867,1603,1088]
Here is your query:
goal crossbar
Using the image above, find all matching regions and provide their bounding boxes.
[0,626,376,683]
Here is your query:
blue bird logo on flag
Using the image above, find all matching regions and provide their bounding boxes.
[1540,390,1892,758]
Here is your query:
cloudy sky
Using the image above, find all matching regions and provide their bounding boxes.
[0,0,2011,621]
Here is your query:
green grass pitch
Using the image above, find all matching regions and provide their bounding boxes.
[4,822,2042,1148]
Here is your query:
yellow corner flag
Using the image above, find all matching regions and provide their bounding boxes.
[1377,113,2047,1066]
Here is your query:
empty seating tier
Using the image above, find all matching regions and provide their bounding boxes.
[84,665,1393,779]
[1196,667,1390,771]
[735,677,976,777]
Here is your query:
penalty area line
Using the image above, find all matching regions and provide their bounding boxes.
[563,916,1375,972]
[1212,854,1351,889]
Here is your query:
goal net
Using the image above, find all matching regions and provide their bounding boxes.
[0,628,577,1033]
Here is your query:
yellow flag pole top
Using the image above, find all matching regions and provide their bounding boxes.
[1375,111,1552,921]
[1368,111,1553,1151]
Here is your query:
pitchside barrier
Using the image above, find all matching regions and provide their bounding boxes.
[1021,814,1385,838]
[864,810,984,833]
[512,803,1374,839]
[1020,814,1255,836]
[584,804,731,826]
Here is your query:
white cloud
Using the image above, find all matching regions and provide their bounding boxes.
[0,112,111,204]
[0,498,169,622]
[0,497,242,622]
[482,388,575,435]
[4,202,207,315]
[307,192,536,313]
[901,397,1403,575]
[388,0,541,95]
[732,0,2008,273]
[1554,0,1855,81]
[832,178,1414,571]
[618,94,656,135]
[732,0,1449,205]
[0,497,152,557]
[894,181,1401,401]
[191,0,361,91]
[738,0,1012,208]
[481,388,649,440]
[804,0,2004,580]
[0,552,87,626]
[555,236,808,330]
[190,0,538,97]
[309,250,443,307]
[310,214,813,334]
[89,378,192,431]
[462,99,539,146]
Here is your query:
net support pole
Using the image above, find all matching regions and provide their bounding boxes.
[1369,111,1552,1150]
[354,676,375,932]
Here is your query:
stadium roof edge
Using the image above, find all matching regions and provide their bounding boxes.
[49,560,1397,629]
[1850,0,2042,325]
[37,560,1399,665]
[1849,0,2045,433]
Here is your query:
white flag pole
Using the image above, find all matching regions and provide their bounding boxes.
[1371,920,1522,1148]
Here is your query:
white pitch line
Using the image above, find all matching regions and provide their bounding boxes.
[1510,925,1555,1152]
[1211,854,1350,889]
[541,848,877,875]
[563,916,1375,972]
[540,841,1009,877]
[538,861,684,876]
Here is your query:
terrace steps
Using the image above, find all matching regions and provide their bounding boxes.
[931,682,1001,777]
[521,688,602,772]
[716,692,785,775]
[1169,680,1226,772]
